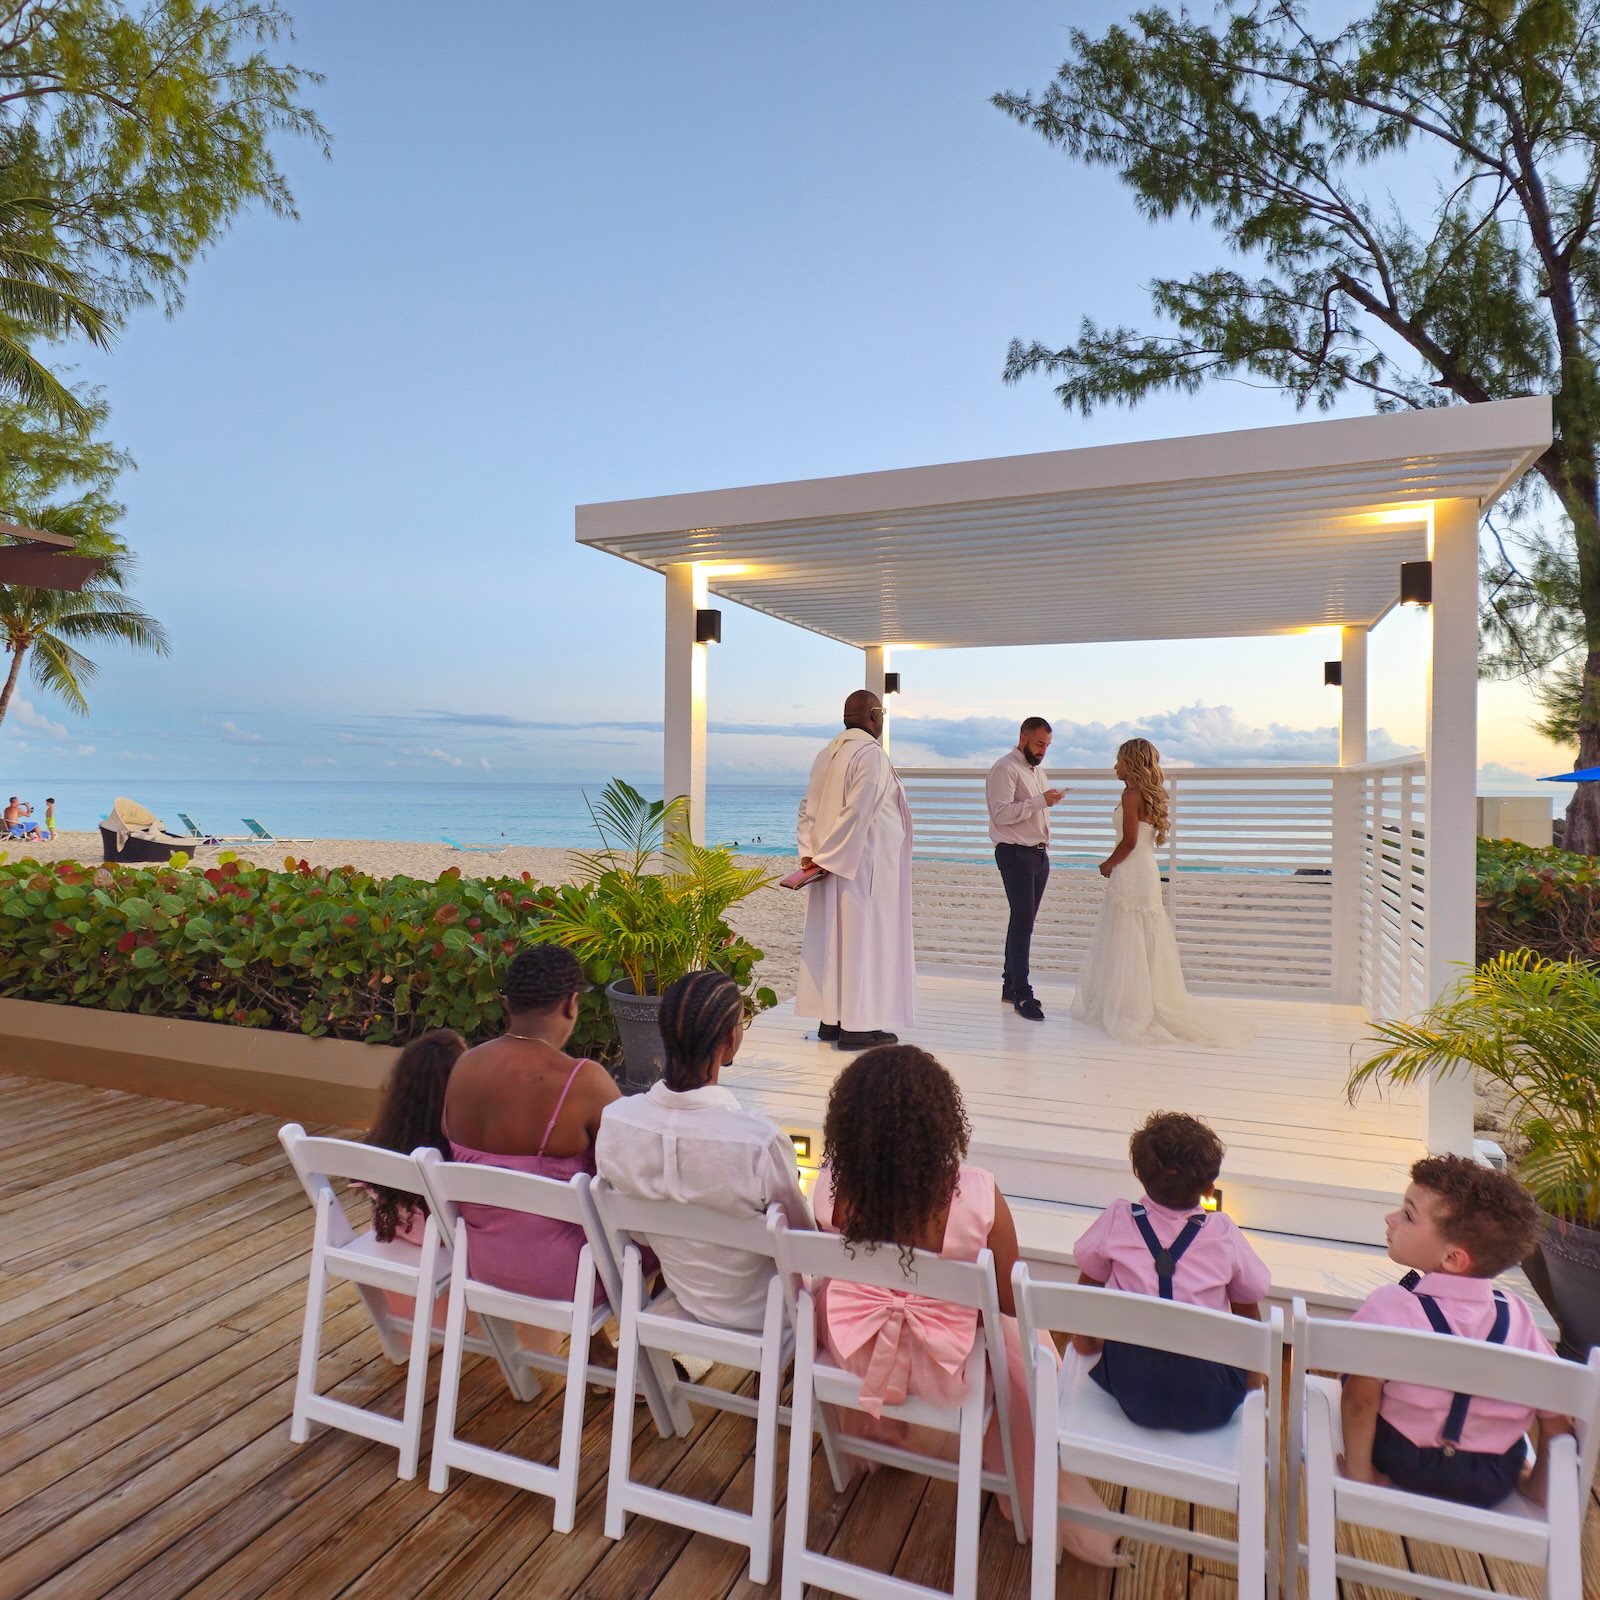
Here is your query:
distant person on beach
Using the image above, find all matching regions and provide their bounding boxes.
[986,717,1066,1021]
[44,798,54,836]
[795,689,914,1051]
[443,945,620,1313]
[5,797,39,840]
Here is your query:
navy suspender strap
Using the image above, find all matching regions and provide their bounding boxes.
[1130,1203,1206,1300]
[1404,1284,1510,1455]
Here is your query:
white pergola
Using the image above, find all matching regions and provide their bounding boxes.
[577,396,1552,1159]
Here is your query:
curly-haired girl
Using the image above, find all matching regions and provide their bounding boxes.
[815,1046,1124,1567]
[1071,738,1250,1045]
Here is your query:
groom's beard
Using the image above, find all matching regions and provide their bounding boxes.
[1021,748,1043,766]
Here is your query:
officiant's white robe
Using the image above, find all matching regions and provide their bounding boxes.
[795,728,915,1033]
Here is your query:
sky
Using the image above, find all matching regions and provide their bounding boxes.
[0,1,1561,799]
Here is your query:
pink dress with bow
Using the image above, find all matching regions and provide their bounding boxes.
[814,1165,1124,1568]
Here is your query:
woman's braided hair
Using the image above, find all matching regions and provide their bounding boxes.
[365,1027,466,1242]
[822,1045,970,1270]
[659,969,744,1090]
[505,945,584,1013]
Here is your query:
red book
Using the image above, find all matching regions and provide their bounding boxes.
[779,864,826,890]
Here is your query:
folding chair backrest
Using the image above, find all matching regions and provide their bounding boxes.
[595,1182,779,1261]
[416,1151,591,1228]
[1015,1275,1278,1376]
[774,1224,993,1312]
[279,1123,425,1238]
[1302,1308,1600,1498]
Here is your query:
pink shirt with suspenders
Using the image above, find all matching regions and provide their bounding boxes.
[1074,1195,1271,1310]
[446,1056,605,1306]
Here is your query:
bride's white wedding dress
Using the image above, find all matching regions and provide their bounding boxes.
[1070,807,1251,1047]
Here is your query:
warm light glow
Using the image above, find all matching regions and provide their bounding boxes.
[1202,1188,1223,1213]
[697,562,755,580]
[1356,506,1430,527]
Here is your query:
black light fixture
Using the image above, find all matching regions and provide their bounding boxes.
[883,671,901,695]
[1400,560,1433,607]
[1324,660,1342,687]
[695,607,722,644]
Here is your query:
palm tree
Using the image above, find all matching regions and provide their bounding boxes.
[0,559,169,728]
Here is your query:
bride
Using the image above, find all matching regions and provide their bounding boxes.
[1071,738,1250,1046]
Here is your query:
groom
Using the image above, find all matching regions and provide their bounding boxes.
[986,717,1066,1020]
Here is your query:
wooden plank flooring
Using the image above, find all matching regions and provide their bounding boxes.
[0,1072,1595,1599]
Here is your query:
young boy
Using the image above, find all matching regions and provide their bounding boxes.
[1342,1154,1570,1507]
[1072,1111,1271,1432]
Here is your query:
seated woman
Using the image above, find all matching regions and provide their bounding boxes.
[364,1026,466,1327]
[596,968,813,1330]
[814,1046,1125,1568]
[443,944,619,1306]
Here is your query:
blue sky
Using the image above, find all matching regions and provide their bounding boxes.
[0,2,1559,795]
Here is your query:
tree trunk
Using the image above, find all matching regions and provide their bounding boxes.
[0,644,26,731]
[1565,650,1600,853]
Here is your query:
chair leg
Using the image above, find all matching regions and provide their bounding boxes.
[1031,1345,1060,1600]
[1303,1394,1338,1600]
[290,1213,331,1445]
[952,1350,987,1600]
[746,1285,786,1586]
[605,1249,644,1543]
[1545,1435,1581,1600]
[782,1295,819,1600]
[429,1236,472,1494]
[1235,1394,1266,1596]
[555,1256,598,1535]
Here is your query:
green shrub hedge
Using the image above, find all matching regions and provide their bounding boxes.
[1478,837,1600,965]
[0,851,763,1057]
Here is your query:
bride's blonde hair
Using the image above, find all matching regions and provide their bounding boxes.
[1118,738,1170,844]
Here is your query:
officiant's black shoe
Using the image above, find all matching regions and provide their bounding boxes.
[1013,997,1045,1022]
[816,1022,841,1042]
[834,1029,898,1051]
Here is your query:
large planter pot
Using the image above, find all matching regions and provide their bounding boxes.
[606,979,666,1092]
[1533,1212,1600,1360]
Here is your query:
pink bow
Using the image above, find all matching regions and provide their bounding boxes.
[825,1281,978,1417]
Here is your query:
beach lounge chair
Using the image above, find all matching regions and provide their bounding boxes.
[178,812,249,843]
[243,817,313,845]
[99,797,199,864]
[441,835,504,853]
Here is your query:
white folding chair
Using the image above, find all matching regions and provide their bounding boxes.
[592,1179,802,1585]
[1289,1297,1600,1600]
[1012,1266,1282,1599]
[413,1151,676,1530]
[278,1123,448,1479]
[774,1222,1025,1600]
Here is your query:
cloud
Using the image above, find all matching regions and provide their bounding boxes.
[73,744,95,757]
[11,698,69,741]
[304,755,337,768]
[337,731,388,748]
[479,757,491,772]
[218,719,267,746]
[1480,760,1554,791]
[424,748,464,768]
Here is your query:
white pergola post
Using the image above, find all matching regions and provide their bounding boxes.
[864,645,891,757]
[1331,626,1369,1003]
[1424,499,1480,1154]
[663,563,707,844]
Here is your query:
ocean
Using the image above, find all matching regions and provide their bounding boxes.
[16,778,807,853]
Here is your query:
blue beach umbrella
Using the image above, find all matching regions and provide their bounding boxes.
[1540,769,1600,781]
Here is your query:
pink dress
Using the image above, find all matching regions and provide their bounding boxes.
[815,1164,1124,1568]
[447,1057,606,1307]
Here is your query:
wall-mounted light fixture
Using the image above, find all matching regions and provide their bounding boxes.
[695,608,722,644]
[883,671,901,695]
[1324,660,1342,687]
[1399,560,1433,608]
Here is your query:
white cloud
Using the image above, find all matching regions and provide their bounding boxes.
[425,748,464,768]
[305,755,337,768]
[73,744,95,757]
[479,757,491,772]
[218,719,267,745]
[11,698,69,741]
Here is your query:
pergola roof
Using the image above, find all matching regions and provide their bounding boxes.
[576,397,1552,648]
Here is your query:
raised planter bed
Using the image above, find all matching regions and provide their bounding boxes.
[0,996,396,1125]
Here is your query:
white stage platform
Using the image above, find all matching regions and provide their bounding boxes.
[727,969,1426,1262]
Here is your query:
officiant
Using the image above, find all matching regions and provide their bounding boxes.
[986,716,1066,1020]
[794,689,915,1050]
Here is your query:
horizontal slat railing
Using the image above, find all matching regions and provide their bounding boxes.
[898,765,1340,998]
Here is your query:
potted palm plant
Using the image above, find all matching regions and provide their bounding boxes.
[535,780,777,1089]
[1347,951,1600,1357]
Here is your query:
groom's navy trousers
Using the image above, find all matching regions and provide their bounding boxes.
[995,841,1050,999]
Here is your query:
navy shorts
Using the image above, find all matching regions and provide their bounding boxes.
[1090,1342,1249,1433]
[1372,1415,1527,1507]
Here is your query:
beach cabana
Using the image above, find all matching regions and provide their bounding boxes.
[577,398,1552,1292]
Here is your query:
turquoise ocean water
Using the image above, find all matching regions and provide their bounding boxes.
[22,779,807,854]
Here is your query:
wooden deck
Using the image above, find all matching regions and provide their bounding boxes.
[1,1072,1595,1599]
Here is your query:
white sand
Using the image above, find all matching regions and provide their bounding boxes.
[17,832,808,1000]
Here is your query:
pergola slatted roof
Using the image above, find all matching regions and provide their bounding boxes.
[576,397,1552,648]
